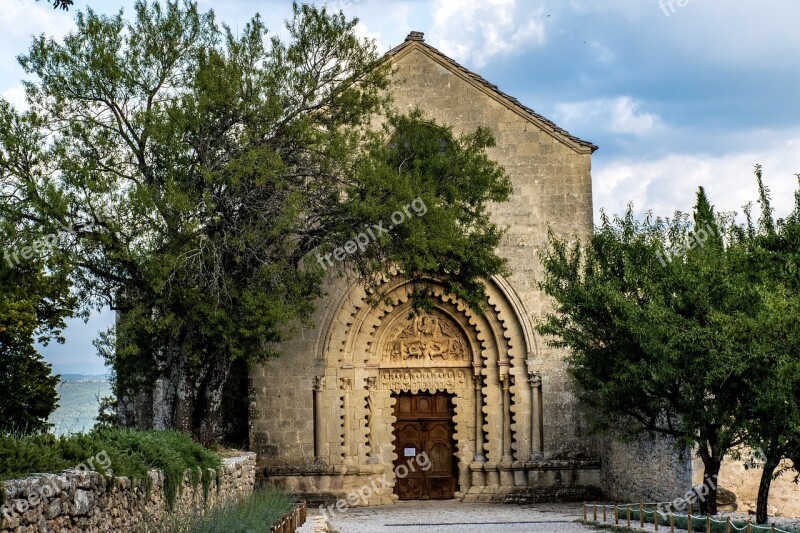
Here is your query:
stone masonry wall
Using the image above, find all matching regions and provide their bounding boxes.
[692,454,800,517]
[602,434,692,503]
[0,452,256,532]
[250,35,598,467]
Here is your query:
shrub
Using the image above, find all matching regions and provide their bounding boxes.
[155,488,293,533]
[0,428,221,508]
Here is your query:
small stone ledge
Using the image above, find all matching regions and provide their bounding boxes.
[514,459,602,470]
[261,463,337,477]
[503,486,604,504]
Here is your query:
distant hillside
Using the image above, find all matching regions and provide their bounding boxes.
[48,376,113,436]
[58,373,112,383]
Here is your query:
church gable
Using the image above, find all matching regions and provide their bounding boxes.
[385,32,597,155]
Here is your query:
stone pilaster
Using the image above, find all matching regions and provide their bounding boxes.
[312,376,325,460]
[528,371,543,460]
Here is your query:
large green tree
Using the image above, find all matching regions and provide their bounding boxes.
[724,168,800,524]
[2,1,511,442]
[0,115,77,431]
[0,256,70,434]
[537,188,755,515]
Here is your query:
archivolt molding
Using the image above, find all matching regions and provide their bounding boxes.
[316,276,534,465]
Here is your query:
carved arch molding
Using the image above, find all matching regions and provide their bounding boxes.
[312,276,543,468]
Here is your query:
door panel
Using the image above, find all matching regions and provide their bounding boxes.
[425,422,456,499]
[393,393,456,500]
[394,422,425,499]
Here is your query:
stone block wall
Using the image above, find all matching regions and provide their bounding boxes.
[692,454,800,517]
[1,452,256,532]
[601,434,692,503]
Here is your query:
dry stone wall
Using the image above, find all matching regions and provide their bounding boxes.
[0,452,256,532]
[602,433,692,503]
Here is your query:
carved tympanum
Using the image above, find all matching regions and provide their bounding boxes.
[385,313,467,363]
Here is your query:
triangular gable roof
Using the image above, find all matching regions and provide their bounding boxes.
[385,32,598,154]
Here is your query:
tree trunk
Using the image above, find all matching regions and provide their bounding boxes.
[756,457,779,524]
[170,353,196,433]
[195,353,232,445]
[697,449,722,515]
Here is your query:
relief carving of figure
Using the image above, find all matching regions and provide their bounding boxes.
[386,313,467,362]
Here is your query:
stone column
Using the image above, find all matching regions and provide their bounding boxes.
[313,376,325,460]
[499,373,514,487]
[365,376,379,464]
[500,373,513,463]
[468,367,487,498]
[528,371,543,459]
[340,377,353,464]
[473,370,486,462]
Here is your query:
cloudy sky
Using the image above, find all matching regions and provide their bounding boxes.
[2,0,799,374]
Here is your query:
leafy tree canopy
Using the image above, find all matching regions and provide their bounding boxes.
[537,183,768,515]
[0,164,76,433]
[2,1,511,442]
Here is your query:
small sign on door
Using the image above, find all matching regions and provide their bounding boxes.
[403,447,416,457]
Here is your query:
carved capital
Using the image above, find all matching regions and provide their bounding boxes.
[339,377,353,391]
[365,376,377,391]
[312,376,325,391]
[527,371,542,388]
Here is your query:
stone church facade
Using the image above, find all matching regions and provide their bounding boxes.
[251,31,603,504]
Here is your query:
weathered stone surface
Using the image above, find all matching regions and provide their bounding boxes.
[251,31,601,505]
[693,452,800,517]
[602,433,693,503]
[0,453,256,532]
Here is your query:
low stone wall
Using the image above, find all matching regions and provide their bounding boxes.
[1,452,256,532]
[601,433,692,503]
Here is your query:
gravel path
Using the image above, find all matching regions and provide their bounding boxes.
[298,501,599,533]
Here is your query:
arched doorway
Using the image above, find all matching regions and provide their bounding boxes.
[307,276,541,503]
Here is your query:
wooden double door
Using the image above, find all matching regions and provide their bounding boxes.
[393,392,457,500]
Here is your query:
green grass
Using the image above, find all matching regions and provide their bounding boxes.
[0,427,221,508]
[155,488,294,533]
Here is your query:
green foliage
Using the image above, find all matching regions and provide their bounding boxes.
[0,173,76,434]
[720,167,800,523]
[537,172,800,515]
[537,191,749,452]
[1,0,511,441]
[0,428,221,509]
[333,110,512,309]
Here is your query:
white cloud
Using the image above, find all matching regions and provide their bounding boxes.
[2,85,27,110]
[0,0,75,41]
[555,97,664,137]
[429,0,547,67]
[593,131,800,223]
[353,21,385,54]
